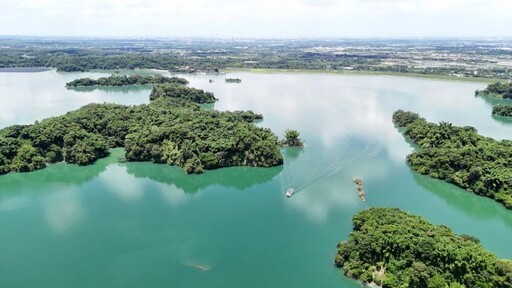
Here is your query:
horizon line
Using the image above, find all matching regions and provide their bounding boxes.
[1,35,512,41]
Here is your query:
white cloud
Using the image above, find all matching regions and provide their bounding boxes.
[0,0,510,37]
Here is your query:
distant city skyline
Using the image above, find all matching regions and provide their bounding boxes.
[1,0,511,38]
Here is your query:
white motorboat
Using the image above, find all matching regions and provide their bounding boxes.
[285,188,294,197]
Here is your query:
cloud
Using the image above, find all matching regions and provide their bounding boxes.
[0,0,510,37]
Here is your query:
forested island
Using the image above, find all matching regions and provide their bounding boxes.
[493,105,512,117]
[393,110,512,209]
[334,208,512,288]
[149,84,216,103]
[66,75,189,87]
[0,85,283,175]
[475,82,512,99]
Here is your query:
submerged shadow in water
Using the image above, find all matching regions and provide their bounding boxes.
[492,115,512,125]
[475,93,511,108]
[125,162,282,194]
[67,85,153,94]
[0,149,122,193]
[412,171,512,229]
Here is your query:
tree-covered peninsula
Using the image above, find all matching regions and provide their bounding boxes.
[0,85,283,175]
[493,105,512,117]
[475,82,512,99]
[66,75,189,88]
[335,208,512,288]
[393,110,512,209]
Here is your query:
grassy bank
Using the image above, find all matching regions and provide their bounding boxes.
[221,68,505,83]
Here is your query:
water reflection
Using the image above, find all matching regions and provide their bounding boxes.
[412,172,512,228]
[285,177,360,224]
[100,165,146,201]
[97,164,188,207]
[125,162,282,194]
[0,149,121,191]
[0,194,30,211]
[0,70,153,127]
[283,151,394,224]
[492,115,512,125]
[67,85,152,94]
[0,150,125,234]
[476,93,511,108]
[44,187,86,234]
[184,72,510,139]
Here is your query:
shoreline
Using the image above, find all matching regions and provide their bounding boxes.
[1,66,504,83]
[220,68,504,83]
[0,67,51,73]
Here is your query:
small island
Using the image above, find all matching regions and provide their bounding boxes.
[66,75,189,88]
[0,85,283,175]
[225,78,242,83]
[393,110,512,209]
[493,104,512,117]
[475,81,512,99]
[335,207,512,288]
[281,129,304,147]
[149,83,217,103]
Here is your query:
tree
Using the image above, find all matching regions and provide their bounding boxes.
[283,129,303,147]
[428,275,448,288]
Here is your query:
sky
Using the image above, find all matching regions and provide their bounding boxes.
[0,0,511,38]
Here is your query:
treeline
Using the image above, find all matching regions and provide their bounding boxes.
[476,82,512,99]
[66,75,189,87]
[1,49,511,79]
[493,105,512,117]
[0,53,224,73]
[335,207,512,288]
[0,51,377,73]
[0,85,283,175]
[393,110,512,209]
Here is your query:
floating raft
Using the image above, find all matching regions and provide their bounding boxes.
[354,178,366,202]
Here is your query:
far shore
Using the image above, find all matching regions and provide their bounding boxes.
[220,68,505,83]
[1,66,505,84]
[0,67,51,73]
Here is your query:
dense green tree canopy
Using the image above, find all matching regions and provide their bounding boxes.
[476,82,512,99]
[149,84,217,103]
[282,129,303,147]
[0,85,282,175]
[66,75,189,87]
[493,105,512,117]
[335,207,512,288]
[393,110,512,209]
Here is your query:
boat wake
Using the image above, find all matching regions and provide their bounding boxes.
[184,261,211,272]
[280,126,382,196]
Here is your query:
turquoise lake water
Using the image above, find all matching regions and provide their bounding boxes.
[0,70,511,287]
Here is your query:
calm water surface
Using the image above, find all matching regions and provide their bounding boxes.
[1,70,511,288]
